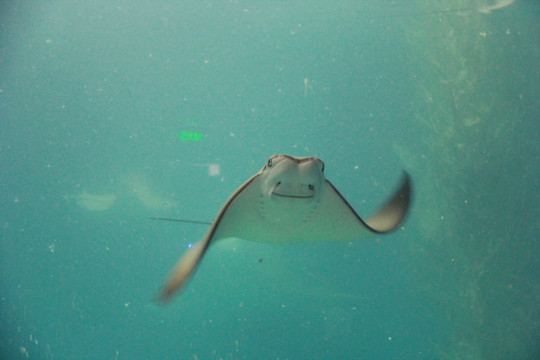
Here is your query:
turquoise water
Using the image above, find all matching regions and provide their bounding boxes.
[1,1,538,359]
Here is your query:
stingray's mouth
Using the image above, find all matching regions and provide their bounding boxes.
[271,182,314,199]
[272,192,314,199]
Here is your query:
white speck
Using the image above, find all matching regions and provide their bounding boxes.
[208,164,220,177]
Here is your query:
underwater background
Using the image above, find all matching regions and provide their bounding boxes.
[1,0,539,359]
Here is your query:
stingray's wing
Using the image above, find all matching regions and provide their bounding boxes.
[209,175,277,243]
[311,171,412,242]
[157,173,261,302]
[362,172,412,233]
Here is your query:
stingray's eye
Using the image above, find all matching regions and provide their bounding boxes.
[308,184,314,191]
[267,158,273,168]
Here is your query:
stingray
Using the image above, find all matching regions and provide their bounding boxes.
[158,154,412,302]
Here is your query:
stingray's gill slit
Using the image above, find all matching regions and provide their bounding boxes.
[156,154,412,303]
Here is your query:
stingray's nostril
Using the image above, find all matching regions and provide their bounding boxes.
[308,184,314,191]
